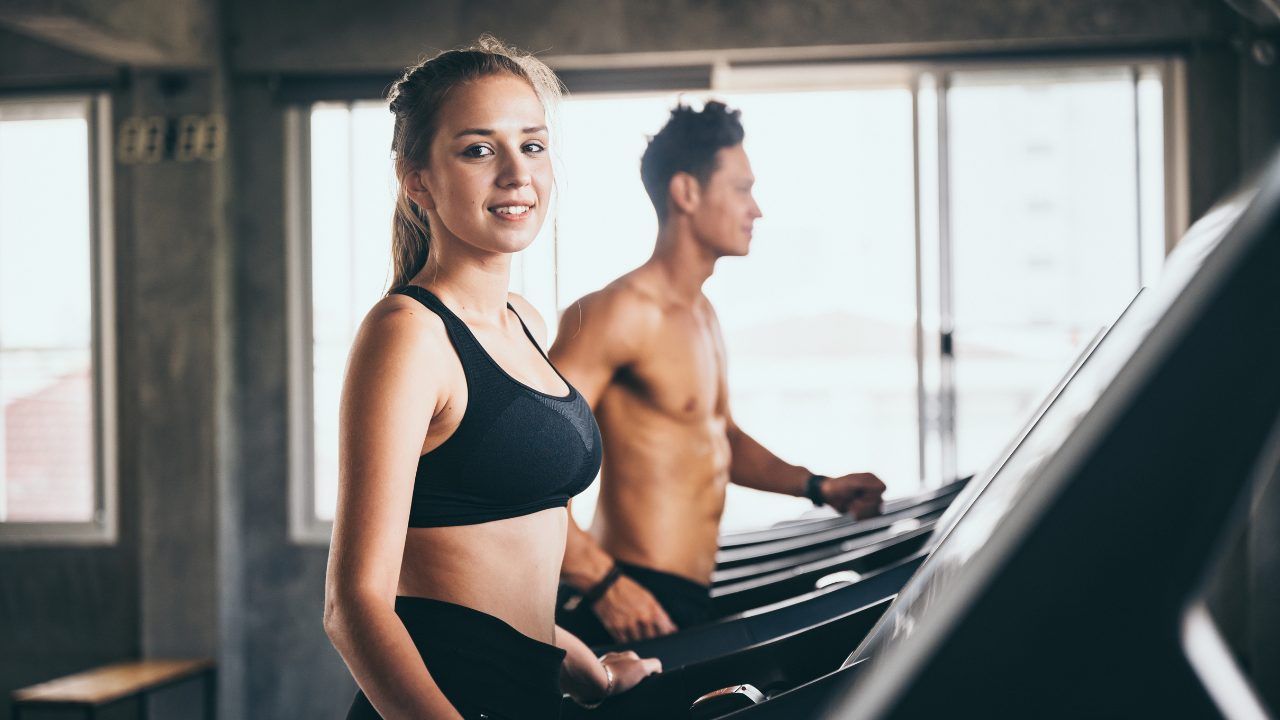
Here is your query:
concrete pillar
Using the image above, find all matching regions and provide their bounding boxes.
[123,66,239,719]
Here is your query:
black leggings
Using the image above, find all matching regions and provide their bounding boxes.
[346,596,567,720]
[556,561,713,648]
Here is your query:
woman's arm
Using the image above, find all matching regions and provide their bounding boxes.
[323,299,463,720]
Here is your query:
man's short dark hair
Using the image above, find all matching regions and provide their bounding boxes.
[640,101,745,222]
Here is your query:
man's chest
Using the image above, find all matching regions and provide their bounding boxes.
[626,311,727,419]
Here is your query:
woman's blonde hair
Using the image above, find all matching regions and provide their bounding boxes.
[386,36,563,291]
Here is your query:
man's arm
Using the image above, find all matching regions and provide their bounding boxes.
[707,304,886,518]
[550,288,678,642]
[725,418,812,495]
[725,420,885,518]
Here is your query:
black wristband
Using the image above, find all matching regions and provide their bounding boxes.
[805,474,828,507]
[582,564,623,607]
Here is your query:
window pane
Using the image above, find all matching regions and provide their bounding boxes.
[310,102,397,522]
[0,102,95,522]
[713,89,918,530]
[947,68,1158,475]
[554,95,680,310]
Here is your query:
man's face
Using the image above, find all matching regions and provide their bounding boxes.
[688,144,763,257]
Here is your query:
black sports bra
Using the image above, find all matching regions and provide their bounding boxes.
[393,286,602,527]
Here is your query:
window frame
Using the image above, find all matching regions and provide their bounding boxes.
[0,91,118,546]
[284,54,1187,543]
[285,105,332,543]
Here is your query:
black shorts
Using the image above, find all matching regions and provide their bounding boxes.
[555,561,713,648]
[346,596,566,720]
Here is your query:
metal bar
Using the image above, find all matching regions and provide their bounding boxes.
[910,73,928,489]
[0,98,8,523]
[83,90,119,544]
[1163,57,1190,248]
[935,72,957,482]
[1132,65,1146,288]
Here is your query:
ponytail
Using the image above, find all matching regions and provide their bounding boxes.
[390,189,431,291]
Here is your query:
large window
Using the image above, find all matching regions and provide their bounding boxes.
[944,66,1169,477]
[289,57,1181,539]
[0,94,116,544]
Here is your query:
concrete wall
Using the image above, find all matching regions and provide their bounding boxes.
[230,76,356,718]
[0,0,217,67]
[1,1,1278,718]
[225,0,1231,72]
[0,26,117,88]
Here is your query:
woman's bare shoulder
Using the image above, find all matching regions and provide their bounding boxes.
[361,293,447,346]
[347,293,457,391]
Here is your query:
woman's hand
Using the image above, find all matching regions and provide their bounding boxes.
[566,651,661,708]
[558,626,661,707]
[600,650,662,696]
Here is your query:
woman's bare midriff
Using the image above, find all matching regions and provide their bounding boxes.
[397,507,569,644]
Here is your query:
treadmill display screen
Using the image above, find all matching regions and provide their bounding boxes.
[843,182,1256,674]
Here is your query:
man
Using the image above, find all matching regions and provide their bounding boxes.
[549,101,887,646]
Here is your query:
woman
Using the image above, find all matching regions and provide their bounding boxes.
[324,38,660,719]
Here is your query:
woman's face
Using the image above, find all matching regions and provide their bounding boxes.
[412,73,552,255]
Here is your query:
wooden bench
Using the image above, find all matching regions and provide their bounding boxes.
[11,659,215,720]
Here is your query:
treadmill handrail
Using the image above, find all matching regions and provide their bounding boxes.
[597,552,927,670]
[712,522,937,600]
[716,495,953,567]
[713,511,944,585]
[717,477,967,549]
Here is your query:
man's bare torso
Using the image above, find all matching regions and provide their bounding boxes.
[583,270,732,585]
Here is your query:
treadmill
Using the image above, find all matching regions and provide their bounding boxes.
[588,290,1134,672]
[711,515,942,587]
[713,487,960,572]
[709,522,936,615]
[715,304,1113,575]
[566,298,1137,718]
[699,151,1280,719]
[562,596,895,720]
[707,304,1130,616]
[594,551,930,671]
[717,476,969,551]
